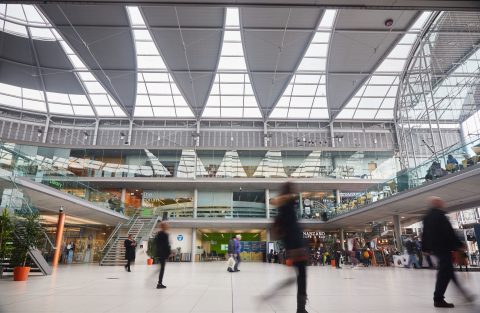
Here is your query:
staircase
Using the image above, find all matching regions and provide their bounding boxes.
[100,214,158,266]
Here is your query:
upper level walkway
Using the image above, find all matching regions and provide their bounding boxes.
[0,170,127,225]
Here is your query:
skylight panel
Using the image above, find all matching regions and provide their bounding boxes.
[270,10,336,120]
[4,21,27,37]
[202,8,262,119]
[5,5,25,22]
[336,12,432,120]
[0,94,21,108]
[225,8,240,27]
[319,9,337,28]
[127,6,194,118]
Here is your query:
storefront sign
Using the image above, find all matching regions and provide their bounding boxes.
[48,180,63,189]
[339,192,362,198]
[303,231,326,239]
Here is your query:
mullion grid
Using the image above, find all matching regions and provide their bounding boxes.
[130,10,192,118]
[204,8,260,119]
[271,24,332,119]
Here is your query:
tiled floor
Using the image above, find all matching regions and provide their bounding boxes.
[0,262,479,313]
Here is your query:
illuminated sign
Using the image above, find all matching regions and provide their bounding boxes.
[303,231,326,239]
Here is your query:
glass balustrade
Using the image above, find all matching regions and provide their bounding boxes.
[328,136,480,219]
[0,142,398,180]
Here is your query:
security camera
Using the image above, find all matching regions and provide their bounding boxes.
[59,206,64,213]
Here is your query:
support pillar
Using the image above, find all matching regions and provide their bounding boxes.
[121,188,126,203]
[266,228,271,260]
[340,228,345,251]
[52,208,66,267]
[191,228,197,262]
[193,188,198,218]
[265,188,270,219]
[393,215,403,252]
[336,189,341,206]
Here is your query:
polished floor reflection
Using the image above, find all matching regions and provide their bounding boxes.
[0,262,479,313]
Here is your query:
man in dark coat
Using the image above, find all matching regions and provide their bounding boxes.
[422,197,473,308]
[155,222,171,289]
[124,234,136,272]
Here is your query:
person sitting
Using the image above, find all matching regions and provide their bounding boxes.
[425,161,446,181]
[446,155,459,172]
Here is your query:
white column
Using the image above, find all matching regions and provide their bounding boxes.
[42,118,50,144]
[336,189,341,205]
[191,228,197,262]
[265,188,270,219]
[92,119,99,146]
[121,188,126,203]
[393,215,403,252]
[193,188,198,218]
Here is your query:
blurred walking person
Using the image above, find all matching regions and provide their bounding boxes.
[233,234,242,272]
[124,235,136,272]
[155,222,171,289]
[263,182,308,313]
[422,197,474,308]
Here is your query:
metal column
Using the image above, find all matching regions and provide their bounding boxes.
[340,228,345,251]
[193,188,198,218]
[393,215,403,252]
[52,209,66,267]
[191,228,197,262]
[265,188,270,219]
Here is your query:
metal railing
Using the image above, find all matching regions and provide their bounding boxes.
[327,136,480,219]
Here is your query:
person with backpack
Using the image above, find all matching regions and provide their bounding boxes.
[155,222,171,289]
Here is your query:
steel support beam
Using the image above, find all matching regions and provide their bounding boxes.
[19,0,480,11]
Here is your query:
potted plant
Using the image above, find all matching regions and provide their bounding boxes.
[146,237,156,265]
[0,208,14,278]
[11,212,43,281]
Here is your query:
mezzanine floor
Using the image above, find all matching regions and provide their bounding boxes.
[0,262,479,313]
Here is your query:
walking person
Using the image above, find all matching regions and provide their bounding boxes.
[422,197,474,308]
[227,235,236,272]
[155,222,171,289]
[405,238,420,269]
[124,234,136,272]
[333,239,342,269]
[263,182,309,313]
[233,234,242,272]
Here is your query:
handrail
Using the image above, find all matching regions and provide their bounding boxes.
[100,222,123,253]
[0,142,129,211]
[328,135,480,219]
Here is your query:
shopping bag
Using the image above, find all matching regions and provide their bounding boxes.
[227,256,235,269]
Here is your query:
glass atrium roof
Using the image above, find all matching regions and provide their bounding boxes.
[270,10,336,120]
[0,5,475,123]
[404,46,480,122]
[337,12,432,120]
[127,6,194,118]
[202,8,262,119]
[0,4,127,117]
